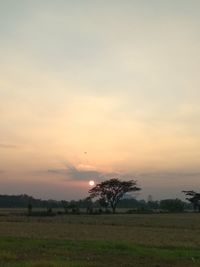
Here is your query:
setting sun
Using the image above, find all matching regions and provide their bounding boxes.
[89,180,95,186]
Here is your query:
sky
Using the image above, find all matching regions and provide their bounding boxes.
[0,0,200,200]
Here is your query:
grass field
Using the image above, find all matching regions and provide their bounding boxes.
[0,211,199,266]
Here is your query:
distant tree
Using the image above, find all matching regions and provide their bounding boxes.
[147,195,159,210]
[84,197,94,214]
[61,200,69,214]
[182,190,200,212]
[27,202,32,215]
[47,207,52,214]
[98,197,109,212]
[117,197,139,209]
[67,201,80,214]
[160,199,185,212]
[88,178,141,213]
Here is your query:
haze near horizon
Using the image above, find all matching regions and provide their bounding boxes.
[0,0,200,200]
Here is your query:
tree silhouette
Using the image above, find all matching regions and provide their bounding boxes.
[160,199,185,212]
[182,190,200,212]
[27,202,32,215]
[98,197,109,212]
[88,178,141,213]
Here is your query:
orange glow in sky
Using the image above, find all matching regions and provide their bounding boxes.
[0,1,200,200]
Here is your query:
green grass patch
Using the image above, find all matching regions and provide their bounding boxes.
[0,237,199,267]
[0,213,200,266]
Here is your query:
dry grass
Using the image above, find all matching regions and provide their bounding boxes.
[0,213,199,247]
[0,211,199,266]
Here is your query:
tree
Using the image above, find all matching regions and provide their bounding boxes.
[61,200,69,214]
[160,199,185,213]
[147,196,159,211]
[27,202,32,215]
[182,190,200,212]
[88,178,141,213]
[98,197,109,212]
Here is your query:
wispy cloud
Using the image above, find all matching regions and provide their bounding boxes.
[47,161,129,182]
[48,168,103,181]
[0,143,18,149]
[48,163,105,181]
[139,171,200,180]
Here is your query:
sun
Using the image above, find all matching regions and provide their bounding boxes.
[89,180,95,186]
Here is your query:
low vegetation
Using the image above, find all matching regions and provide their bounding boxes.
[0,211,199,266]
[0,179,199,266]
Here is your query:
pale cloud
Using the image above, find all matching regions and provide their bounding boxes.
[47,161,119,182]
[1,1,200,199]
[0,143,19,149]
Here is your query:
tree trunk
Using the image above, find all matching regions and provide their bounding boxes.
[112,206,116,214]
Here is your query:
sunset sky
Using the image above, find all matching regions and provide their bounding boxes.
[0,1,200,200]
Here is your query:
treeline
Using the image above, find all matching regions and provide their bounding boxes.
[0,194,61,208]
[0,194,192,213]
[118,198,192,212]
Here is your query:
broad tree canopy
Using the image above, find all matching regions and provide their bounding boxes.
[182,190,200,212]
[88,178,141,213]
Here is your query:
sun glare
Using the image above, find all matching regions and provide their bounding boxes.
[89,180,95,186]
